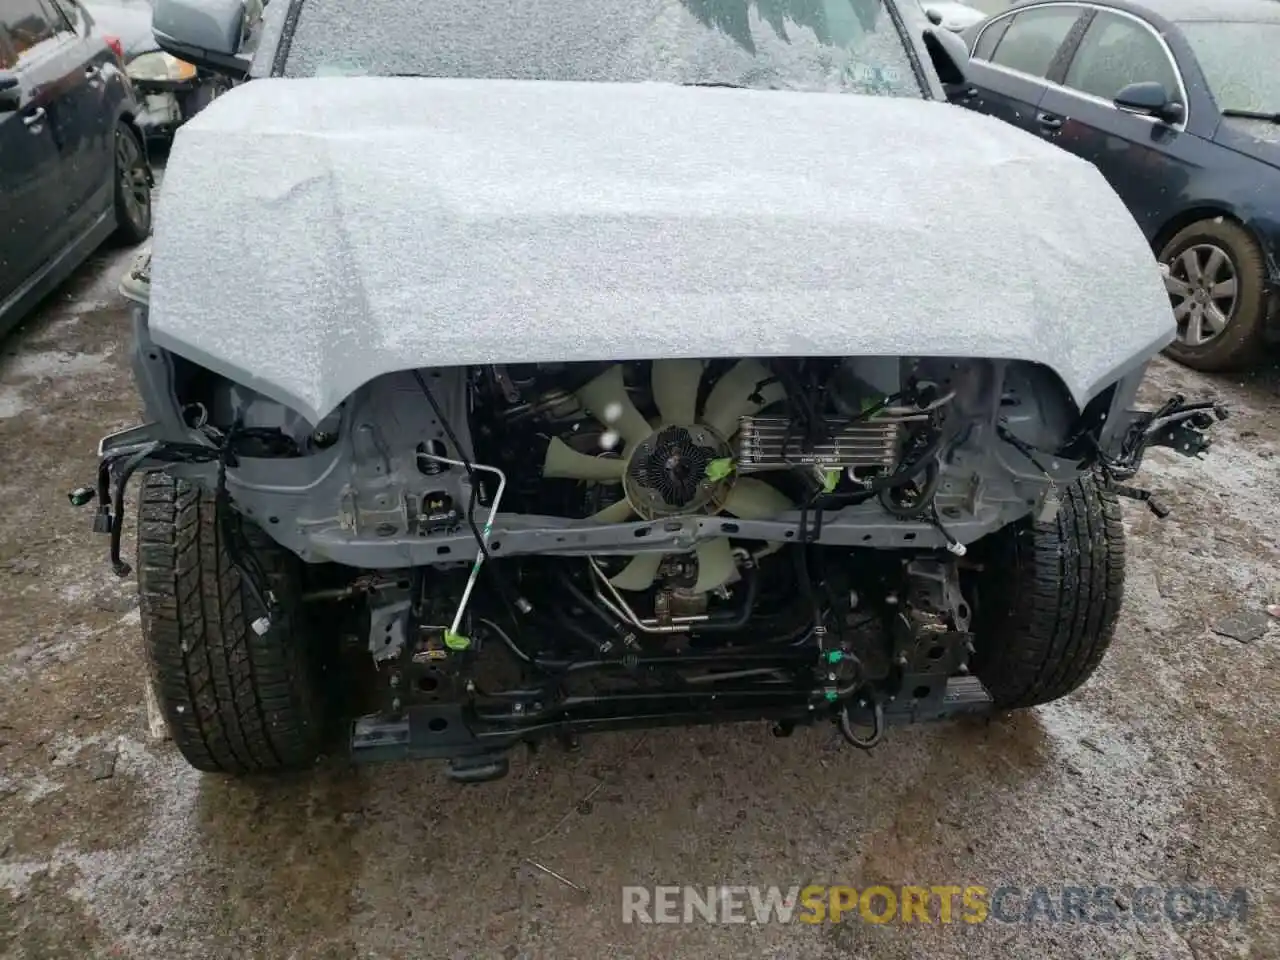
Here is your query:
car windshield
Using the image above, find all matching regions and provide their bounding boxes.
[1178,20,1280,115]
[283,0,924,99]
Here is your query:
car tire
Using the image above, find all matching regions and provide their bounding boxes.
[1159,218,1268,372]
[968,473,1125,709]
[113,121,152,246]
[136,472,324,774]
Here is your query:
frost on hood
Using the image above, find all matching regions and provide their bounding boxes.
[149,76,1174,425]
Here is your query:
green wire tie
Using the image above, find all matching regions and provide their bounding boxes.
[705,457,736,481]
[443,630,471,651]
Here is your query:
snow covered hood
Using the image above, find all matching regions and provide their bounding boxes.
[151,76,1175,424]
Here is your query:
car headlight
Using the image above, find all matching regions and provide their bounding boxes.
[126,51,198,83]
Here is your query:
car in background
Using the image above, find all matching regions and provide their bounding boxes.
[954,0,1280,371]
[76,0,225,141]
[0,0,152,337]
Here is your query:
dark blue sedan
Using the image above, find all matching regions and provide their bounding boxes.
[956,0,1280,371]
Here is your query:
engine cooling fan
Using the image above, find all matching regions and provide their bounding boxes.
[542,360,792,593]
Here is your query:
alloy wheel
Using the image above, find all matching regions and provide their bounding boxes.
[1163,243,1238,347]
[116,130,151,230]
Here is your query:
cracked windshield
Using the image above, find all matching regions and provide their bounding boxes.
[285,0,923,97]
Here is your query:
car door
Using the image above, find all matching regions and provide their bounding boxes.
[35,0,114,235]
[0,3,70,306]
[1036,8,1200,243]
[962,4,1089,137]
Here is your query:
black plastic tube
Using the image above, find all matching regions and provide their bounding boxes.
[687,564,760,632]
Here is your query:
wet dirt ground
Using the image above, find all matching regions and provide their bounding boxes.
[1,231,1278,960]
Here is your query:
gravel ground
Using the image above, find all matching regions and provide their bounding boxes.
[0,228,1277,959]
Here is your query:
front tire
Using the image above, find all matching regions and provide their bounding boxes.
[1160,218,1268,372]
[970,474,1125,709]
[136,473,324,774]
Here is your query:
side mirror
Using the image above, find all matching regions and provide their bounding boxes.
[152,0,253,79]
[924,26,970,89]
[0,73,19,113]
[1114,81,1185,125]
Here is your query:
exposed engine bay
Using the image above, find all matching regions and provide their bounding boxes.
[89,342,1224,778]
[477,356,967,591]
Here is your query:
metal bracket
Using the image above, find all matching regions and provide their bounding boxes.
[368,592,412,663]
[1121,395,1228,472]
[1144,416,1217,459]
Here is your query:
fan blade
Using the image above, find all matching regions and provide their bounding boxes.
[576,364,652,449]
[721,477,792,520]
[693,538,737,594]
[591,499,635,523]
[702,359,787,438]
[542,437,627,482]
[610,552,665,592]
[651,358,704,426]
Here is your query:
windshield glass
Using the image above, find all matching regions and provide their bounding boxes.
[283,0,923,99]
[1178,20,1280,114]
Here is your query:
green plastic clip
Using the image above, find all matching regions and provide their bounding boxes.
[443,630,471,651]
[825,650,844,664]
[705,457,736,481]
[824,690,839,702]
[821,470,840,494]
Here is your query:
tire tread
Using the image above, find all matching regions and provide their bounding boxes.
[974,473,1125,709]
[136,472,321,774]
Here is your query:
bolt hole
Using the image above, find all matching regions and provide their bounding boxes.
[861,534,873,542]
[634,527,650,538]
[957,602,970,620]
[721,522,739,534]
[903,533,916,542]
[436,545,451,556]
[784,530,795,539]
[384,623,393,633]
[489,541,501,551]
[417,676,439,693]
[927,645,945,660]
[268,516,279,525]
[942,506,961,518]
[427,717,448,732]
[913,685,931,699]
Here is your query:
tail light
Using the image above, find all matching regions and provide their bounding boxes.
[104,35,124,61]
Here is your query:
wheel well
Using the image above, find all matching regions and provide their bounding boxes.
[117,111,146,151]
[1151,207,1240,256]
[1153,207,1280,294]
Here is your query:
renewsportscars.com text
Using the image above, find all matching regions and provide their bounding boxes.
[621,885,1250,925]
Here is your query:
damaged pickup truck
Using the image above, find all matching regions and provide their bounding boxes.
[83,0,1223,781]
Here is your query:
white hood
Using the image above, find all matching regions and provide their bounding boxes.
[151,76,1173,424]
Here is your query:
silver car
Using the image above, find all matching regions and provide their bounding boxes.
[85,0,1221,783]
